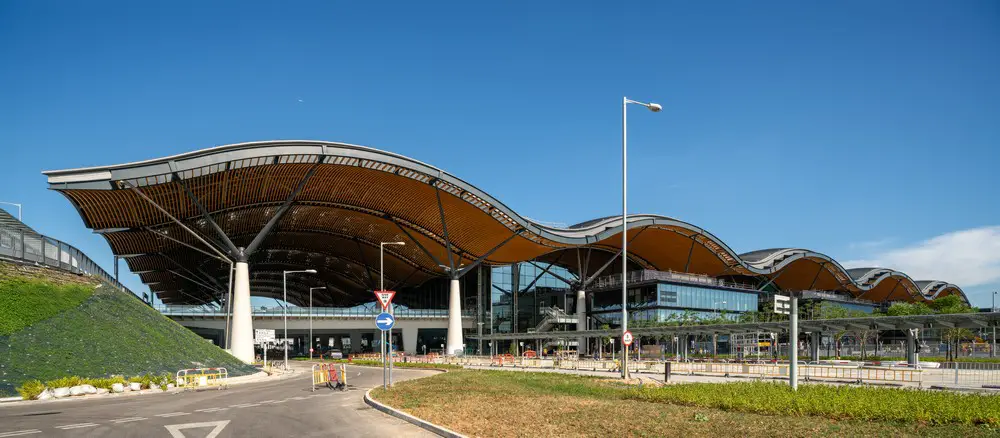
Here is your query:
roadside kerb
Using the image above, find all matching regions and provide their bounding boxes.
[363,367,466,437]
[364,384,466,438]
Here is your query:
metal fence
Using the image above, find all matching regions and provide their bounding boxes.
[590,269,757,292]
[0,221,135,297]
[429,355,1000,388]
[156,305,475,319]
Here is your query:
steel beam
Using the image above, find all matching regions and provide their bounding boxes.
[244,163,321,256]
[455,228,524,279]
[175,173,240,258]
[433,182,457,273]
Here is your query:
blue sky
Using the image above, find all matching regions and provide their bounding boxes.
[1,1,998,306]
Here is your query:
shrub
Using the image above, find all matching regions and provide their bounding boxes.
[15,380,45,400]
[45,376,84,388]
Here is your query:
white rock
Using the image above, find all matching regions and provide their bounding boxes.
[69,386,86,396]
[52,387,71,398]
[166,383,174,389]
[149,383,159,390]
[111,383,125,393]
[35,389,53,400]
[128,382,141,391]
[97,388,108,395]
[81,385,98,395]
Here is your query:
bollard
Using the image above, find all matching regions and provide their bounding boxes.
[665,362,671,382]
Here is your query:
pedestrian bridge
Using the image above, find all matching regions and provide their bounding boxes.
[160,306,476,355]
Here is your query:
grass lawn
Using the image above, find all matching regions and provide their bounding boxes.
[371,369,1000,437]
[0,262,257,397]
[0,263,95,335]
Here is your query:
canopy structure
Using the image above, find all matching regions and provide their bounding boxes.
[44,140,968,360]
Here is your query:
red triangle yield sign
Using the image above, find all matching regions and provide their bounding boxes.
[374,290,396,310]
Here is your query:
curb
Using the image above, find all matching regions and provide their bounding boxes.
[364,387,467,438]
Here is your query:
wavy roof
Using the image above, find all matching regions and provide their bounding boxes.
[43,140,968,306]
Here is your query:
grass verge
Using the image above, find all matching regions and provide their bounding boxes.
[371,369,1000,437]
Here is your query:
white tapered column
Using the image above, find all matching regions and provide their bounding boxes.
[230,261,254,363]
[446,278,464,356]
[576,289,587,356]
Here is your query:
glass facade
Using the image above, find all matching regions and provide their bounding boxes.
[490,263,577,335]
[590,282,759,326]
[656,283,758,313]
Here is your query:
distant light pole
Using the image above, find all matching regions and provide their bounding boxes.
[0,201,21,221]
[283,269,317,369]
[621,96,661,380]
[309,286,326,360]
[993,291,997,358]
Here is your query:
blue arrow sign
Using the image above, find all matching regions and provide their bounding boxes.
[375,312,395,331]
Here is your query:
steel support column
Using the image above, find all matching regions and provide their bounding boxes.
[230,260,254,363]
[446,278,463,356]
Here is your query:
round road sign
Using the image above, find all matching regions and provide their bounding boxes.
[622,331,634,346]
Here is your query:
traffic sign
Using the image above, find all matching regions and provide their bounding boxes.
[774,295,791,315]
[254,329,275,344]
[622,331,634,346]
[375,312,396,331]
[374,290,396,310]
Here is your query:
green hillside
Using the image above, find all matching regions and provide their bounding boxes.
[0,262,256,397]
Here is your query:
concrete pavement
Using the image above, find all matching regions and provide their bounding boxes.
[0,363,436,437]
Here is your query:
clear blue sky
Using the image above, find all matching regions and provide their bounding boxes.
[1,1,998,306]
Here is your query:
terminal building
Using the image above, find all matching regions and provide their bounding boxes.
[43,141,969,360]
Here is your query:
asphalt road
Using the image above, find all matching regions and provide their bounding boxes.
[0,364,436,438]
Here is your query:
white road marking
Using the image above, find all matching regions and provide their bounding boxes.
[290,396,307,400]
[164,420,230,438]
[257,399,275,404]
[156,412,190,417]
[230,403,259,408]
[0,431,41,438]
[55,423,98,430]
[195,407,229,413]
[271,399,288,404]
[111,417,147,423]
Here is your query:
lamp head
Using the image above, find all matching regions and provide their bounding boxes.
[647,103,662,112]
[304,269,317,274]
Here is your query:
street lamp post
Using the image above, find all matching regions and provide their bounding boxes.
[283,269,317,370]
[993,291,997,358]
[309,286,326,360]
[621,96,661,380]
[380,241,405,388]
[0,201,21,221]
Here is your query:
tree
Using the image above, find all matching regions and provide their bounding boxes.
[886,302,933,316]
[927,295,975,360]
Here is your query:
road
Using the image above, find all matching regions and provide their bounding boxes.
[0,364,436,438]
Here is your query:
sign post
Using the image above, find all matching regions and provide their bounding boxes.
[375,312,396,389]
[773,294,797,390]
[255,329,275,368]
[622,331,633,375]
[374,290,396,388]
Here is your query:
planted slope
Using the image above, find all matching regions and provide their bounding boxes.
[0,263,96,335]
[0,265,255,397]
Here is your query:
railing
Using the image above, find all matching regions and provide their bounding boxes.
[0,219,137,299]
[176,367,228,389]
[590,269,757,292]
[156,305,475,319]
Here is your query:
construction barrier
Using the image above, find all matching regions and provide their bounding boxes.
[176,368,228,389]
[312,363,347,391]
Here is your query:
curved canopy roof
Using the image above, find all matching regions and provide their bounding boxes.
[43,140,968,306]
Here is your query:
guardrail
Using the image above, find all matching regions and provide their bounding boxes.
[0,221,137,299]
[176,368,228,389]
[157,305,475,319]
[311,363,346,391]
[431,356,1000,388]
